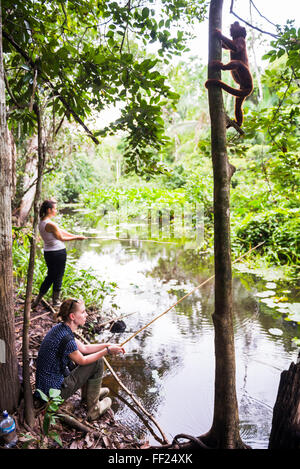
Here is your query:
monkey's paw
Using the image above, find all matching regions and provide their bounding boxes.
[208,60,222,70]
[214,29,222,38]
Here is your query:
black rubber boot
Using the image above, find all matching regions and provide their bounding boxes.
[52,290,61,307]
[32,293,43,309]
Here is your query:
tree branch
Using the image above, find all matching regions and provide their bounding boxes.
[55,113,66,135]
[29,67,37,112]
[4,68,25,108]
[249,0,278,28]
[2,30,100,144]
[119,0,131,53]
[14,166,56,205]
[229,0,278,38]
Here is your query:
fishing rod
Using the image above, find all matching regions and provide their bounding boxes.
[121,241,266,347]
[85,236,177,245]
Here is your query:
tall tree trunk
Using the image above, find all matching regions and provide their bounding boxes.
[8,128,16,199]
[0,0,20,412]
[13,136,38,226]
[22,102,45,426]
[201,0,245,449]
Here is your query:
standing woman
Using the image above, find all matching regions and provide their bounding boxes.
[32,199,86,308]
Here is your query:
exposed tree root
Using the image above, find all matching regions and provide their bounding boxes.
[149,433,212,450]
[149,430,251,450]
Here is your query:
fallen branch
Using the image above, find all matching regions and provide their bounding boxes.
[58,413,93,433]
[15,309,51,327]
[41,298,57,315]
[103,357,169,444]
[115,392,165,445]
[58,407,102,433]
[15,298,56,326]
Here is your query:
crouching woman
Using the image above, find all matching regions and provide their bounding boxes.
[35,298,125,420]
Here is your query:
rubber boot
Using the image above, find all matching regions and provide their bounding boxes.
[81,383,109,405]
[86,377,112,421]
[81,383,88,404]
[99,387,110,400]
[52,290,61,307]
[32,293,43,309]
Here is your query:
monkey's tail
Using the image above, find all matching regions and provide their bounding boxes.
[205,79,252,97]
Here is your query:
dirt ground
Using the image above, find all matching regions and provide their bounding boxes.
[13,298,147,450]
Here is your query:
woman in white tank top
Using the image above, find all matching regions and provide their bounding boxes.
[32,199,86,308]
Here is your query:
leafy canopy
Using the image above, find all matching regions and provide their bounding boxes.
[3,0,207,174]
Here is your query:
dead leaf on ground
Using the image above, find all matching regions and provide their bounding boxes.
[140,440,150,449]
[85,433,94,448]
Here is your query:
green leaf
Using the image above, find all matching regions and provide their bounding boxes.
[37,389,49,402]
[48,403,59,412]
[49,431,63,447]
[49,388,61,398]
[142,7,149,19]
[43,413,50,435]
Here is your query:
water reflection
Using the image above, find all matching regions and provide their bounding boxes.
[70,214,299,449]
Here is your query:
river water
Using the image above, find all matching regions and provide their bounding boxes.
[68,208,299,449]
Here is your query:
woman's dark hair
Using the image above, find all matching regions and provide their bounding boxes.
[56,298,83,322]
[39,199,56,218]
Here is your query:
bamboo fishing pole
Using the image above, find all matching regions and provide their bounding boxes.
[85,236,177,244]
[121,241,266,347]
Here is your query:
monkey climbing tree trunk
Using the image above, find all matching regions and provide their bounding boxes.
[0,0,20,412]
[201,0,245,449]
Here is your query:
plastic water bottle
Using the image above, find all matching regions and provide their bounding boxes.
[0,410,18,448]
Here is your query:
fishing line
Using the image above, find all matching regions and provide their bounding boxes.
[85,236,177,245]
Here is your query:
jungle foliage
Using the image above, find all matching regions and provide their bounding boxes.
[3,0,207,173]
[53,45,299,271]
[5,3,299,277]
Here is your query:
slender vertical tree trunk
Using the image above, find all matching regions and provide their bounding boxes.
[22,102,46,426]
[201,0,245,449]
[13,135,38,226]
[0,0,20,412]
[8,129,16,199]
